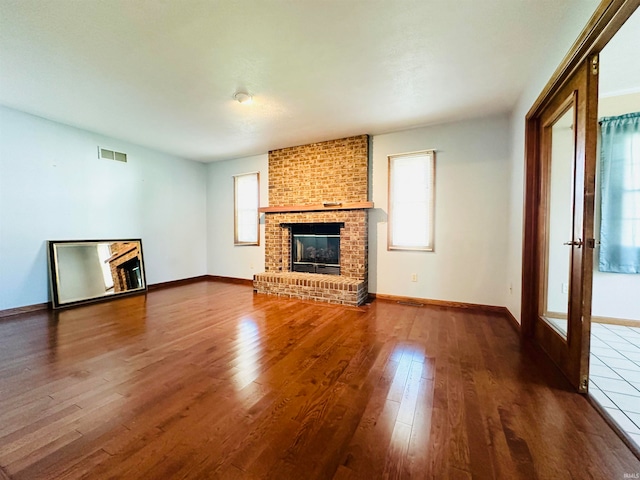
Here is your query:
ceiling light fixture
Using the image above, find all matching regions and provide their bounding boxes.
[234,91,253,105]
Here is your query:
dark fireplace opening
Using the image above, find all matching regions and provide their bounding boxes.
[291,223,342,275]
[120,258,143,290]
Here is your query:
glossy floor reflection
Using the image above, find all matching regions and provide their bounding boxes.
[0,282,638,479]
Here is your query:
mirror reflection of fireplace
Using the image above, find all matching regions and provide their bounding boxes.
[48,239,147,309]
[291,223,342,275]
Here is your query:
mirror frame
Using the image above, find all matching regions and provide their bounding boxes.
[48,239,148,309]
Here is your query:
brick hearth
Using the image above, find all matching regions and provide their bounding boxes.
[253,272,368,306]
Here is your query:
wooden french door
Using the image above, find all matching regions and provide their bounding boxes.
[523,56,599,392]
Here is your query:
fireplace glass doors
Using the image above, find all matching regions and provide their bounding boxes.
[291,223,341,275]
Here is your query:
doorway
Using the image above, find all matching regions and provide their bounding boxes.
[526,57,598,392]
[522,0,640,455]
[588,6,640,449]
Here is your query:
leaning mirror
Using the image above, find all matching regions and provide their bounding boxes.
[48,239,147,309]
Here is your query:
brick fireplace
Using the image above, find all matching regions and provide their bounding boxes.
[253,135,371,306]
[107,242,143,292]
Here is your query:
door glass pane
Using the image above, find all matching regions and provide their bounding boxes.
[542,106,575,338]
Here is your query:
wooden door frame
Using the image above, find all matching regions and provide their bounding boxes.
[533,60,596,391]
[521,0,639,385]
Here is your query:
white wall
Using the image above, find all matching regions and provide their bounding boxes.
[206,154,268,279]
[2,108,512,310]
[505,1,600,322]
[0,106,207,310]
[369,114,510,306]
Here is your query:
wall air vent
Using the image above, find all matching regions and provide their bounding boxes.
[98,147,127,163]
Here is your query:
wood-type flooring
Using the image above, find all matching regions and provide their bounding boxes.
[0,281,638,479]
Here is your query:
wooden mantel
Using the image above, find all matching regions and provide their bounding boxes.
[258,201,374,214]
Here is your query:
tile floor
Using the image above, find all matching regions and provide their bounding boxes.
[589,322,640,448]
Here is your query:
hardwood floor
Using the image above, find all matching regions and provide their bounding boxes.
[0,281,638,479]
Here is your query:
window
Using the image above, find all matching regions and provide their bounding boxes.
[234,172,260,245]
[388,150,435,251]
[599,112,640,272]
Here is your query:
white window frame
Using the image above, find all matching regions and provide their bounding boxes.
[234,172,260,246]
[388,150,436,251]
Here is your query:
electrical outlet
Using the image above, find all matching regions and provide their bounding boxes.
[411,273,418,282]
[561,283,568,294]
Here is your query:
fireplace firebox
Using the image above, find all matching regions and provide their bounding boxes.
[291,223,342,275]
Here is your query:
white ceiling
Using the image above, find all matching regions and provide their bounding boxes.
[599,6,640,98]
[0,0,601,162]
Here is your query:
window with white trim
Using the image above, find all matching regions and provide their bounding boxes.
[388,150,435,251]
[234,172,260,245]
